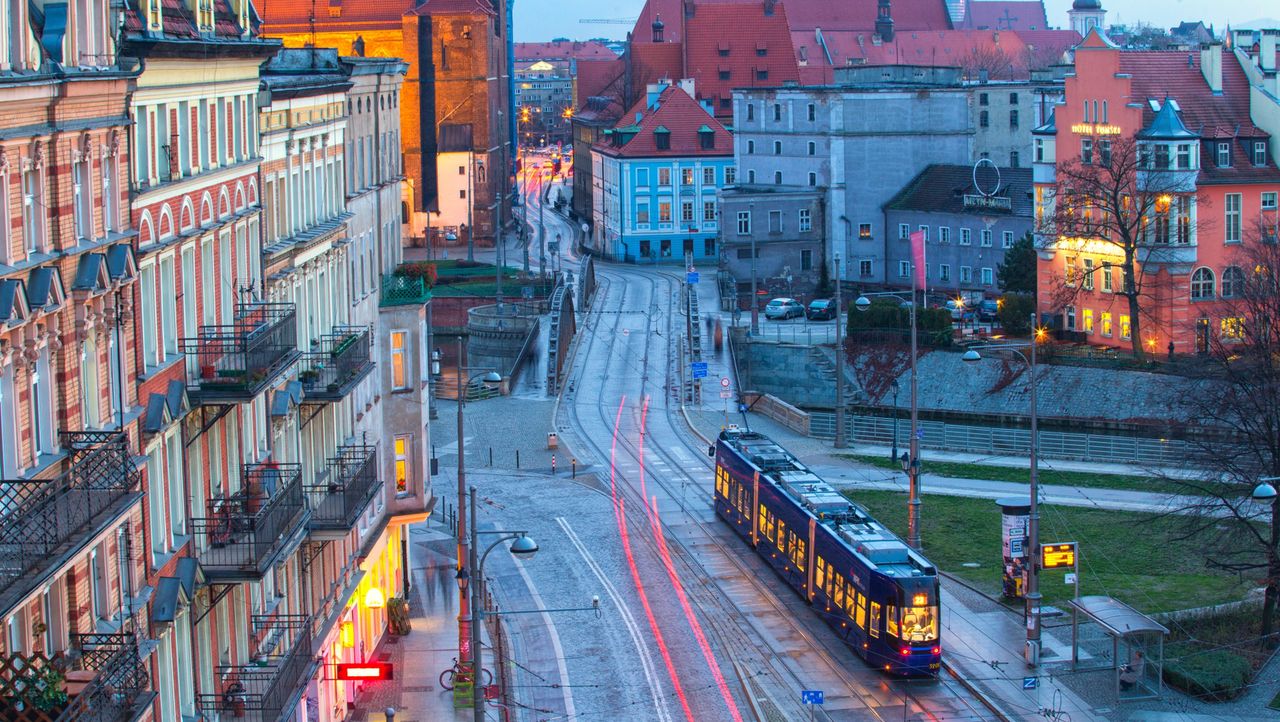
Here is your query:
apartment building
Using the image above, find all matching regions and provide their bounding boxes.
[0,0,156,719]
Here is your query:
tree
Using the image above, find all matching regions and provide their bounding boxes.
[997,232,1037,295]
[1170,225,1280,646]
[1040,133,1209,361]
[997,293,1035,335]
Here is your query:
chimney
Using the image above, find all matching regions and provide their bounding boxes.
[1261,30,1278,73]
[876,0,895,43]
[647,81,669,110]
[1200,42,1223,93]
[679,77,696,98]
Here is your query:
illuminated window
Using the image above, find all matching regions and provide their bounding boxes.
[394,435,410,492]
[869,602,881,638]
[886,604,899,637]
[1101,312,1113,337]
[901,603,938,642]
[1083,308,1094,333]
[1221,317,1245,339]
[858,223,872,240]
[390,331,407,390]
[1120,315,1131,340]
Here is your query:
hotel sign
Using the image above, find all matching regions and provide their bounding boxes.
[1070,123,1123,136]
[963,194,1012,211]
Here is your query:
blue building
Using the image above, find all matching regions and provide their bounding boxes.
[590,81,734,264]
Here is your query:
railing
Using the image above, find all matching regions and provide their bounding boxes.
[197,615,313,722]
[306,445,379,531]
[55,634,152,722]
[191,463,307,579]
[0,432,140,609]
[299,326,374,401]
[380,274,431,307]
[183,303,300,401]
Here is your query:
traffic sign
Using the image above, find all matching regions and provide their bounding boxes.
[691,361,708,379]
[687,271,700,284]
[1022,676,1039,690]
[720,376,731,388]
[801,690,824,705]
[720,390,732,399]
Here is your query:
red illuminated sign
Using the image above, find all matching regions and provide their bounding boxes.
[336,663,394,681]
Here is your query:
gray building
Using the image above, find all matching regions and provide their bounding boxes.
[883,164,1033,297]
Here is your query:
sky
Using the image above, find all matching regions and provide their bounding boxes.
[514,0,1278,43]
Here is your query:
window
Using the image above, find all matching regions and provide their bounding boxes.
[1177,144,1192,169]
[654,130,670,150]
[725,167,736,185]
[699,130,715,150]
[979,92,989,106]
[807,103,816,121]
[859,260,873,277]
[772,103,781,121]
[718,70,730,80]
[938,227,950,244]
[636,168,649,187]
[1218,142,1232,167]
[1222,266,1244,298]
[980,230,993,247]
[1221,316,1245,340]
[1191,267,1215,300]
[859,223,872,240]
[768,210,783,233]
[658,167,671,186]
[1083,308,1094,334]
[680,200,694,223]
[959,228,970,246]
[90,547,109,622]
[1101,312,1113,337]
[800,249,812,270]
[807,141,816,156]
[1010,151,1020,168]
[773,140,782,155]
[1002,231,1015,249]
[737,211,751,235]
[960,266,972,283]
[939,264,950,282]
[918,225,929,242]
[746,103,754,121]
[704,239,716,256]
[799,208,812,232]
[1256,141,1269,167]
[1035,139,1045,163]
[747,169,756,183]
[1263,192,1278,211]
[390,331,408,389]
[981,267,993,285]
[1102,262,1113,292]
[140,263,158,367]
[1010,110,1019,129]
[899,223,910,240]
[756,70,768,81]
[681,168,694,185]
[898,261,911,278]
[160,255,177,357]
[22,169,43,253]
[394,435,410,492]
[1081,139,1093,164]
[636,203,650,225]
[1083,258,1094,290]
[1154,144,1170,169]
[659,201,671,222]
[147,448,168,560]
[1226,193,1242,243]
[703,167,715,185]
[774,171,783,184]
[979,111,989,128]
[1121,315,1131,340]
[73,159,93,241]
[703,200,716,222]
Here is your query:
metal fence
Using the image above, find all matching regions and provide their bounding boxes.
[743,321,840,345]
[809,411,1192,467]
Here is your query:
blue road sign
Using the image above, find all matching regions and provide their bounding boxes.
[687,271,700,284]
[1023,676,1039,690]
[691,361,709,379]
[801,690,824,705]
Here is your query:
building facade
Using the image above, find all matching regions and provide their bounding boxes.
[515,59,575,147]
[1035,31,1280,353]
[591,82,733,264]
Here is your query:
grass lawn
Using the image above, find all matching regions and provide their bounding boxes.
[837,453,1183,494]
[1270,691,1280,710]
[845,489,1253,614]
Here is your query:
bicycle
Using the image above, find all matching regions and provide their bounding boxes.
[439,657,493,691]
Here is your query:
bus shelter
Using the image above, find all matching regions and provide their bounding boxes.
[1067,595,1169,701]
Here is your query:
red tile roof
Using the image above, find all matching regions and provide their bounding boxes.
[575,56,627,102]
[515,41,617,62]
[407,0,495,16]
[126,0,257,41]
[258,0,414,30]
[627,42,684,101]
[595,84,732,158]
[684,2,801,115]
[958,1,1048,31]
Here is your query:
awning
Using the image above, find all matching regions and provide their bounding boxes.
[1067,595,1169,638]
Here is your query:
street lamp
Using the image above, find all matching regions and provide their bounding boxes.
[855,290,921,550]
[749,202,759,335]
[890,379,900,462]
[961,314,1042,666]
[833,252,846,449]
[1253,477,1280,645]
[466,487,538,722]
[453,335,502,677]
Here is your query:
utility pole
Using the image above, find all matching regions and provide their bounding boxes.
[466,151,475,262]
[834,253,846,448]
[455,335,471,669]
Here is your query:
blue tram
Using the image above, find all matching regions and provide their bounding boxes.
[713,428,941,675]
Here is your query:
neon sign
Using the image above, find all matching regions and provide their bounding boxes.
[1070,123,1123,136]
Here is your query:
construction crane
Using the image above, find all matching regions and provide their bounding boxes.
[579,18,635,24]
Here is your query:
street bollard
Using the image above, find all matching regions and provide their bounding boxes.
[385,707,396,722]
[516,449,521,469]
[551,454,557,475]
[572,458,577,478]
[489,447,493,467]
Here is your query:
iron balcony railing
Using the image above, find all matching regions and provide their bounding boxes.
[191,463,308,580]
[55,633,153,722]
[298,326,375,402]
[379,273,431,307]
[0,431,140,612]
[197,614,313,722]
[183,303,301,402]
[306,445,379,533]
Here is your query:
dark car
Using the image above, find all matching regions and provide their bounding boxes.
[807,298,837,320]
[978,299,1000,322]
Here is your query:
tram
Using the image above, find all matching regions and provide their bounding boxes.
[713,428,942,675]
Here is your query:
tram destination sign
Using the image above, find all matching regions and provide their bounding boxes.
[1041,542,1077,569]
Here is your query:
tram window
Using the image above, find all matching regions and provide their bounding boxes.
[815,558,826,592]
[793,538,806,571]
[847,589,858,618]
[757,504,768,536]
[901,603,939,642]
[739,485,748,512]
[833,578,844,609]
[715,467,727,497]
[869,602,881,638]
[825,571,835,600]
[856,593,868,628]
[886,605,899,637]
[776,520,786,550]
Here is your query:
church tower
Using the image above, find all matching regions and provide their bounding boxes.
[1068,0,1105,37]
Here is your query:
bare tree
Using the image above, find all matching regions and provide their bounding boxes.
[1041,133,1210,361]
[959,44,1019,81]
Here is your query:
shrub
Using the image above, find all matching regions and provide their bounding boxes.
[395,262,438,286]
[998,292,1035,336]
[1163,644,1253,701]
[847,298,953,346]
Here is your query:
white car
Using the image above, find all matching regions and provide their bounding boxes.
[764,298,805,320]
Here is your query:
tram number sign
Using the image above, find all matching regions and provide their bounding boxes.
[1023,676,1039,690]
[1041,542,1077,570]
[801,690,824,705]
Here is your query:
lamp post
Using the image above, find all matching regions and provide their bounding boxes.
[1253,477,1280,644]
[855,290,920,550]
[749,203,759,335]
[962,314,1042,666]
[453,335,502,674]
[890,379,900,462]
[464,487,539,722]
[833,252,846,448]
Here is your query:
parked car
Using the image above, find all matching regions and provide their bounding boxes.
[978,299,1000,322]
[945,299,975,322]
[764,298,805,320]
[807,298,837,320]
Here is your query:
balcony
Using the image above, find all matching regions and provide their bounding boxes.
[0,633,153,722]
[298,326,374,402]
[380,273,431,307]
[197,615,313,722]
[306,445,380,537]
[191,464,309,581]
[183,303,301,404]
[0,431,141,614]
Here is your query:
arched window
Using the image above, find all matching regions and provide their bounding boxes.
[1190,267,1215,300]
[1221,266,1245,299]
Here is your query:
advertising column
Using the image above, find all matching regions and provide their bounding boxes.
[997,497,1031,599]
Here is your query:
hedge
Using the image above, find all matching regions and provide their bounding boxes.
[1162,644,1254,701]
